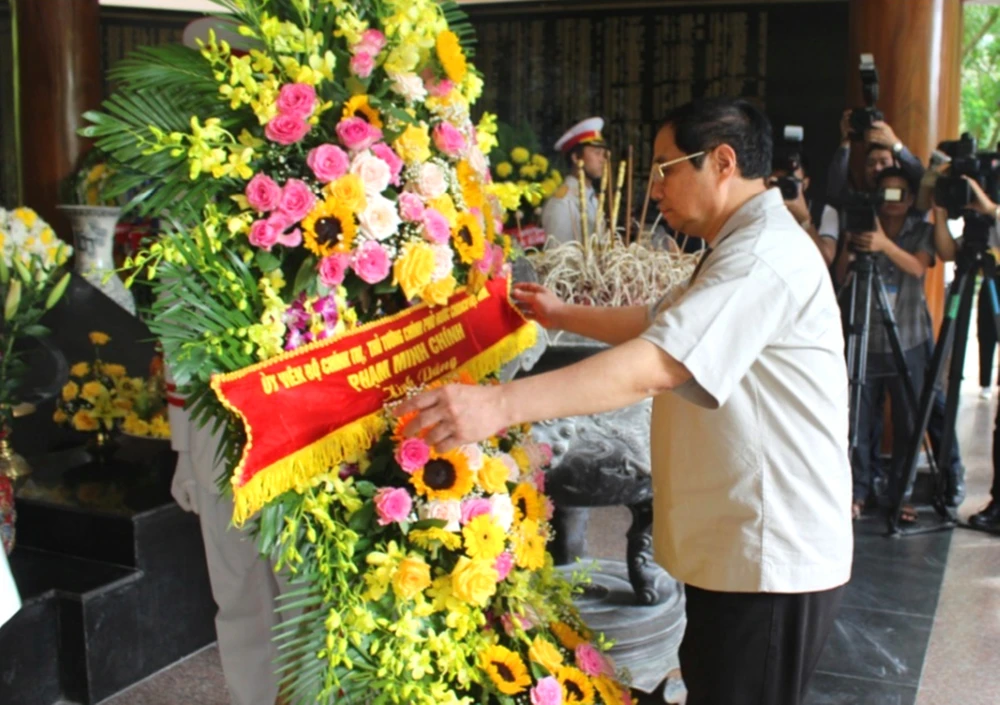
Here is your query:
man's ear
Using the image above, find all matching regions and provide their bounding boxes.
[713,144,738,178]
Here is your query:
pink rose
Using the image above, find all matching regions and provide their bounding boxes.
[245,173,282,212]
[276,83,317,118]
[398,192,426,222]
[433,122,467,158]
[307,144,350,183]
[475,247,494,275]
[494,551,515,582]
[350,52,375,79]
[419,500,462,532]
[336,117,383,152]
[422,208,451,244]
[278,178,316,223]
[248,213,293,251]
[459,443,484,470]
[461,498,491,525]
[319,254,350,287]
[532,470,547,494]
[414,162,448,200]
[370,143,404,186]
[265,113,311,145]
[543,496,554,521]
[530,677,563,705]
[575,643,611,677]
[350,152,392,195]
[395,437,430,474]
[278,228,302,248]
[351,240,391,284]
[422,69,454,97]
[357,28,387,55]
[374,487,412,526]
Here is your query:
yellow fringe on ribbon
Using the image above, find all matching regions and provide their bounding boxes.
[229,322,538,525]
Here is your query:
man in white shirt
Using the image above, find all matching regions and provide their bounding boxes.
[398,98,853,704]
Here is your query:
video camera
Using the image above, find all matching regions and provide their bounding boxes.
[933,133,1000,220]
[849,54,884,140]
[772,125,805,200]
[841,185,905,236]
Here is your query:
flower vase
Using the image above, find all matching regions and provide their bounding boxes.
[58,205,136,316]
[0,403,33,484]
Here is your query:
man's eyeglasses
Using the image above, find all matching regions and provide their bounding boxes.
[652,151,706,182]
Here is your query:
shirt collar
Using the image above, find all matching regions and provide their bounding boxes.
[713,188,783,248]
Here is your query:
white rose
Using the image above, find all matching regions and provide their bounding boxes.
[389,71,427,104]
[350,151,392,196]
[499,453,521,483]
[431,243,454,280]
[467,148,489,180]
[357,195,402,242]
[419,499,462,532]
[488,494,515,532]
[459,443,484,471]
[415,162,448,200]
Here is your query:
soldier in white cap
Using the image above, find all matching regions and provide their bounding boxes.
[541,117,610,246]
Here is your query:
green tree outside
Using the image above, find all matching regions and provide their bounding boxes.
[961,4,1000,148]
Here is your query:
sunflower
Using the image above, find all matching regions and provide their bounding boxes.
[342,95,383,129]
[456,160,485,210]
[462,514,506,561]
[556,666,596,705]
[482,645,531,695]
[410,448,474,501]
[511,483,546,523]
[593,675,627,705]
[514,519,546,570]
[451,212,485,265]
[435,30,468,83]
[550,621,588,651]
[302,198,357,258]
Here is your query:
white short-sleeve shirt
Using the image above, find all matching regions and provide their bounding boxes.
[818,204,840,241]
[640,188,853,594]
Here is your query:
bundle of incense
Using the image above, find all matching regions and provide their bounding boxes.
[596,160,610,243]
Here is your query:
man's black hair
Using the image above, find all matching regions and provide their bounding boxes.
[875,165,916,195]
[661,97,773,179]
[866,142,896,157]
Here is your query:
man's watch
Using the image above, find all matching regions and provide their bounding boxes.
[892,141,904,155]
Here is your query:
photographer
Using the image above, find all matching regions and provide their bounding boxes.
[827,110,925,204]
[769,155,839,265]
[836,168,936,521]
[932,175,1000,531]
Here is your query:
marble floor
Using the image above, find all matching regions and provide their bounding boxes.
[98,367,1000,705]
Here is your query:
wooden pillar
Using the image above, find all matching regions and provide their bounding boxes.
[12,0,102,242]
[847,0,962,335]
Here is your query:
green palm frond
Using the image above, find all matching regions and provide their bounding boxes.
[441,0,477,56]
[108,44,218,104]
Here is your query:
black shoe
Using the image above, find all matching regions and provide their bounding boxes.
[945,468,966,508]
[968,501,1000,531]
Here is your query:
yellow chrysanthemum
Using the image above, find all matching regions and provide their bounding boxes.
[422,275,457,307]
[71,410,99,432]
[80,381,108,404]
[495,162,514,179]
[452,212,486,265]
[481,645,531,695]
[394,123,432,164]
[551,621,589,651]
[409,527,463,551]
[512,483,546,523]
[594,676,627,705]
[462,514,506,561]
[435,30,467,83]
[556,666,596,705]
[410,448,474,501]
[478,457,510,494]
[302,198,357,258]
[531,153,550,172]
[342,95,384,129]
[89,331,110,346]
[101,363,127,378]
[62,381,80,402]
[52,409,68,424]
[150,415,171,439]
[529,636,565,674]
[324,173,367,213]
[511,147,530,165]
[393,241,437,301]
[70,362,90,377]
[514,519,546,571]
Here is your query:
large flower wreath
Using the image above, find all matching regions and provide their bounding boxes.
[83,1,633,703]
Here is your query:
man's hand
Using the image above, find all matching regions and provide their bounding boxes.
[963,175,999,218]
[395,384,506,452]
[511,283,565,330]
[840,109,852,144]
[865,120,901,150]
[852,220,891,253]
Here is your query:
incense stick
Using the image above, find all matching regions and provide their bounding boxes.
[625,145,634,246]
[578,162,589,259]
[596,160,609,243]
[637,163,655,246]
[611,160,627,243]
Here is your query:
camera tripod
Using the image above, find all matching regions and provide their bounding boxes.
[845,251,940,519]
[890,216,1000,536]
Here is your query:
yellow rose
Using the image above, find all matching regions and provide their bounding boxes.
[427,194,458,228]
[392,557,432,601]
[495,162,514,179]
[510,446,532,474]
[528,636,564,674]
[422,275,457,306]
[80,381,108,404]
[324,174,367,214]
[511,147,530,165]
[89,331,110,346]
[62,381,80,402]
[478,457,510,494]
[70,362,90,377]
[393,242,436,301]
[450,556,498,607]
[52,409,68,424]
[72,410,99,432]
[393,123,432,165]
[101,363,126,378]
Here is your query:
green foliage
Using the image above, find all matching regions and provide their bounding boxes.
[961,6,1000,147]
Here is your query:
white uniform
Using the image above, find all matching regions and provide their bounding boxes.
[540,175,601,246]
[168,370,286,705]
[0,549,19,629]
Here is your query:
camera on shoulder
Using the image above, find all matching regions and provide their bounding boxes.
[933,133,1000,219]
[772,125,805,200]
[849,54,884,141]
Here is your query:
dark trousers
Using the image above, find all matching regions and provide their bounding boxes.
[978,279,999,388]
[680,584,845,705]
[991,402,1000,503]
